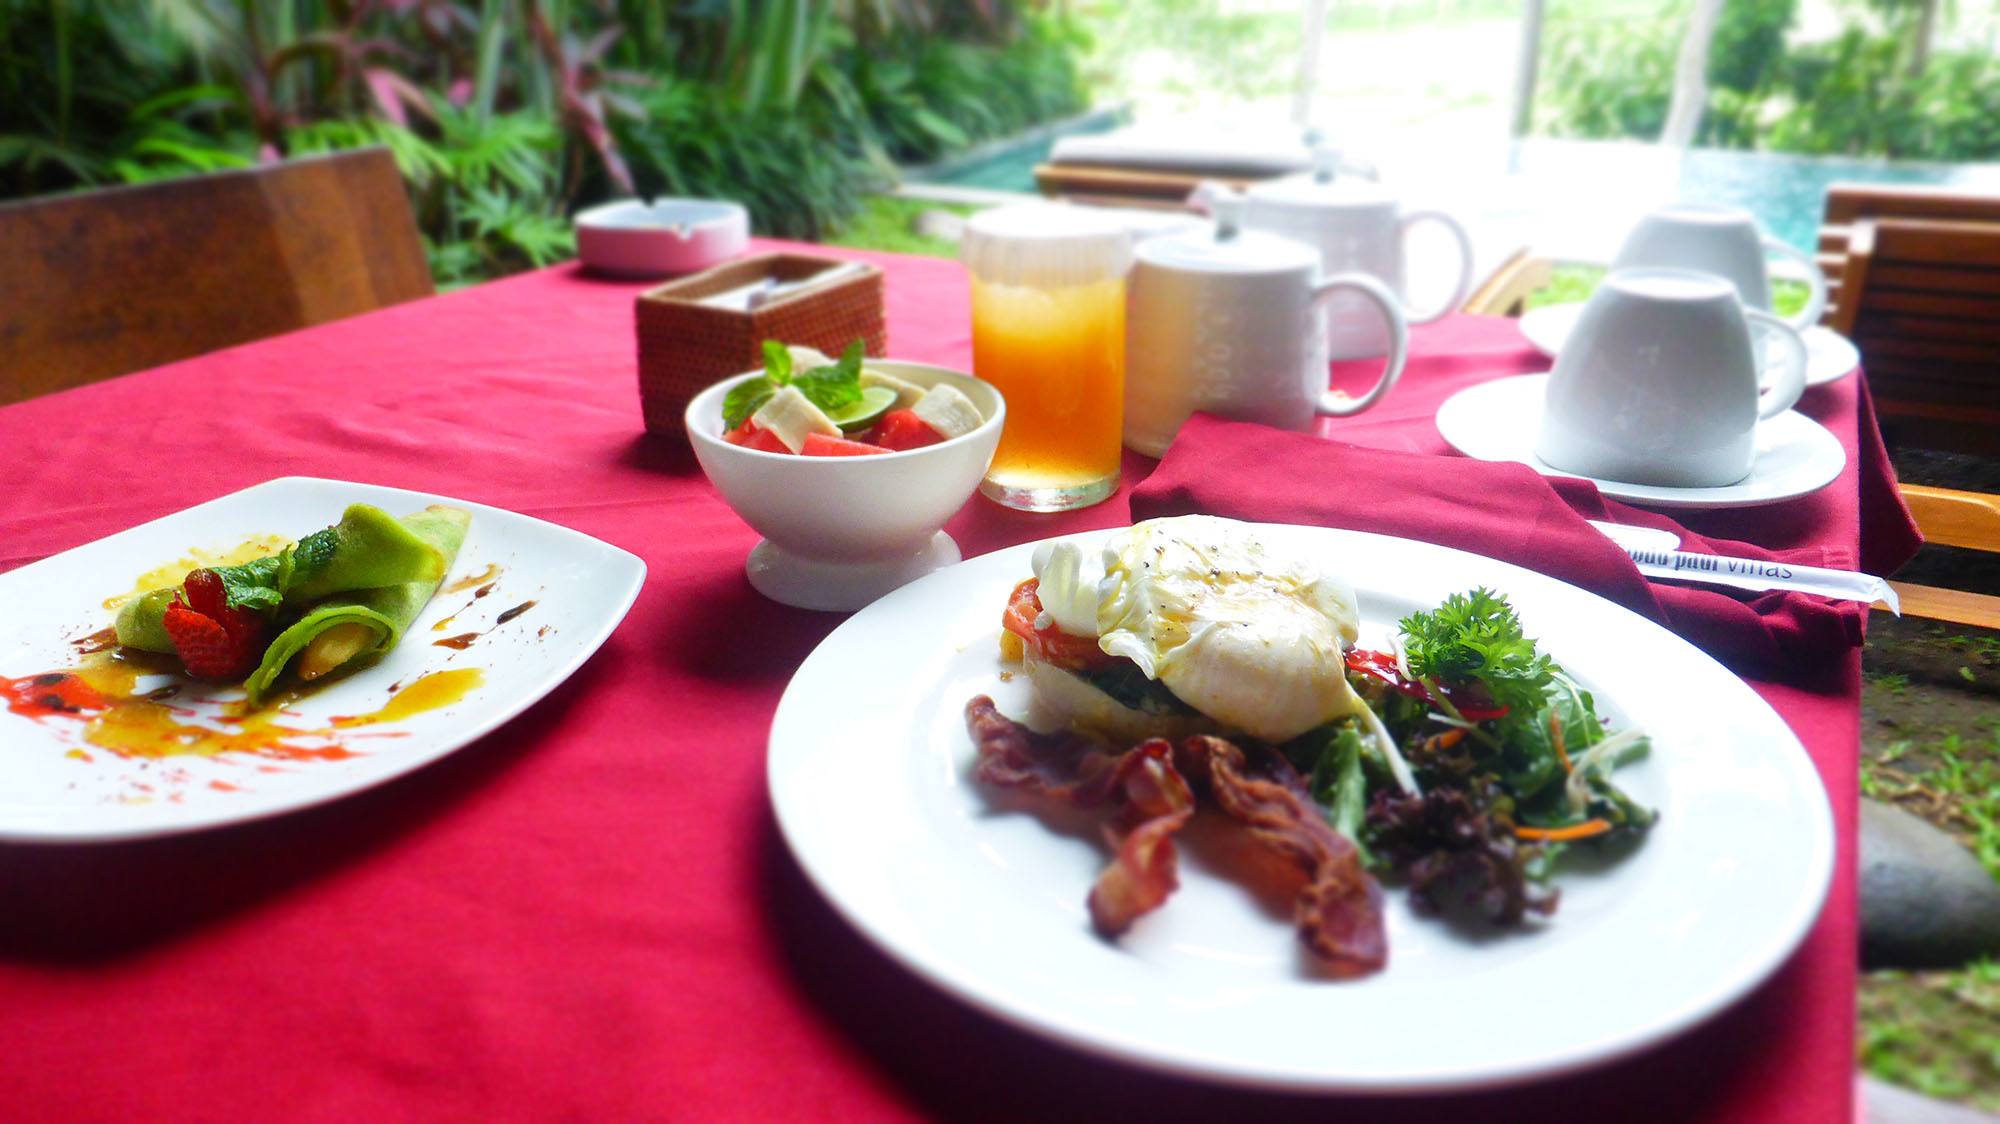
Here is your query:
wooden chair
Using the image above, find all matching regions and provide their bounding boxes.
[0,147,432,405]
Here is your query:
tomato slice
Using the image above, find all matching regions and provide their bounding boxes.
[1345,647,1508,721]
[1002,578,1111,670]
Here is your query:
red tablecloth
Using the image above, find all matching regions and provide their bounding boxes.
[0,240,1911,1122]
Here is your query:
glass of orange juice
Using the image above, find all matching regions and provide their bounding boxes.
[962,206,1132,511]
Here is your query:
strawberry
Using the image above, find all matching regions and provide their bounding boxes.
[162,569,269,680]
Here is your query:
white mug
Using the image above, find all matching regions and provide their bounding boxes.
[1534,268,1809,488]
[1613,203,1828,330]
[1123,204,1410,458]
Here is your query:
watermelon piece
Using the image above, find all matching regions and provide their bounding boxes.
[872,409,946,452]
[801,433,892,457]
[724,420,792,454]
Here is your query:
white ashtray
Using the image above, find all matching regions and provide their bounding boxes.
[576,198,750,278]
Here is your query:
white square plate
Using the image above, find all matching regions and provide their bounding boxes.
[0,477,645,842]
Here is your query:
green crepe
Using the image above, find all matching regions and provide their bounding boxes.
[114,504,450,653]
[243,505,470,704]
[110,504,471,703]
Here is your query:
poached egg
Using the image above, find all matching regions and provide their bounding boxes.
[1032,515,1366,743]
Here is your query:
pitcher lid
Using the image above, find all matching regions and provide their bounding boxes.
[1245,146,1396,209]
[1136,195,1320,275]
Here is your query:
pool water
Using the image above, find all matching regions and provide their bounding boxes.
[904,110,1125,194]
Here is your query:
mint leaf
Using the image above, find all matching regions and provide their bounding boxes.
[790,338,867,414]
[836,338,864,379]
[792,367,862,413]
[723,377,777,429]
[761,339,793,384]
[212,555,284,613]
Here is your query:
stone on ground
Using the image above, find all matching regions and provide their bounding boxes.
[1861,798,2000,970]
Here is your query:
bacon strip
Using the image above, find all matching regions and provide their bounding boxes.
[966,696,1195,937]
[964,698,1387,975]
[1179,736,1387,977]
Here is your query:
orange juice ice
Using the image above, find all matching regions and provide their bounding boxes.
[972,276,1125,505]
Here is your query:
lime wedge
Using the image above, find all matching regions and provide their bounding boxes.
[825,385,898,432]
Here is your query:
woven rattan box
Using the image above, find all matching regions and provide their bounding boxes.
[635,252,887,438]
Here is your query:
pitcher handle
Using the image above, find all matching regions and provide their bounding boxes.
[1398,209,1475,325]
[1761,237,1828,331]
[1313,272,1410,417]
[1744,308,1808,420]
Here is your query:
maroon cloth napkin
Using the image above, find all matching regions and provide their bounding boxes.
[1130,413,1875,677]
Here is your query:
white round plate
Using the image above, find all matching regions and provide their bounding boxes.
[1519,301,1859,387]
[1435,374,1846,511]
[768,525,1833,1093]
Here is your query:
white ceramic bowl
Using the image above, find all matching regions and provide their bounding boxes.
[576,198,749,277]
[686,360,1006,611]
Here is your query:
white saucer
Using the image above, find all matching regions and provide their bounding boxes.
[1435,374,1847,510]
[1519,301,1860,387]
[746,531,962,612]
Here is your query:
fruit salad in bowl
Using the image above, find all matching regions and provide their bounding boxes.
[686,341,1005,611]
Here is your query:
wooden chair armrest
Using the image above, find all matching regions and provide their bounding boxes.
[1462,250,1553,317]
[1900,484,2000,552]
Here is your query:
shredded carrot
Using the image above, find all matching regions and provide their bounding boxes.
[1549,712,1571,773]
[1424,727,1466,752]
[1515,818,1612,843]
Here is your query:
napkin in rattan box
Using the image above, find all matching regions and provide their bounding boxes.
[635,252,887,437]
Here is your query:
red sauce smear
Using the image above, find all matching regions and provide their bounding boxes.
[1,671,110,722]
[434,633,479,650]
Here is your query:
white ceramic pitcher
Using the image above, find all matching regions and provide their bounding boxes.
[1122,197,1410,457]
[1198,149,1473,360]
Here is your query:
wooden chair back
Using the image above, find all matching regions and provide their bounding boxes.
[1816,182,2000,327]
[0,147,432,405]
[1831,215,2000,453]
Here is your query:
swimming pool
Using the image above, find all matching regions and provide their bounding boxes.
[911,127,2000,253]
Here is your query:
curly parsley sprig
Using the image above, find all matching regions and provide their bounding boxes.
[1397,587,1556,715]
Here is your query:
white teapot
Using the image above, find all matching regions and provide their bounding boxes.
[1197,149,1473,360]
[1122,196,1410,457]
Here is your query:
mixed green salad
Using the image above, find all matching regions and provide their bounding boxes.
[1288,588,1654,924]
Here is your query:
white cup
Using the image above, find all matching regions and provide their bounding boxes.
[1534,268,1809,488]
[1612,203,1828,330]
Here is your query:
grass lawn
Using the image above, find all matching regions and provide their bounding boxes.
[1859,626,2000,1111]
[824,195,977,259]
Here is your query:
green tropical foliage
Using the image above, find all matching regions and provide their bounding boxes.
[1537,0,2000,160]
[0,1,1087,283]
